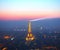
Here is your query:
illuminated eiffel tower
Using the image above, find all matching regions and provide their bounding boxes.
[26,21,35,41]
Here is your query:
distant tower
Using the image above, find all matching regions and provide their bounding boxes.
[26,21,35,41]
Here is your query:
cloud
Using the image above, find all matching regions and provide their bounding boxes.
[30,17,60,22]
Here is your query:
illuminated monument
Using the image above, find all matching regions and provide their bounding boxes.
[26,21,35,41]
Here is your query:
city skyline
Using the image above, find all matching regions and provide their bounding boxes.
[0,0,60,50]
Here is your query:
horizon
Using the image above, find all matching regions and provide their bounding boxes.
[0,0,60,50]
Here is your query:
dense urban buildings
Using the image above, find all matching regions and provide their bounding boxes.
[0,18,60,50]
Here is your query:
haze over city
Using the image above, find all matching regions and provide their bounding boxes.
[0,0,60,50]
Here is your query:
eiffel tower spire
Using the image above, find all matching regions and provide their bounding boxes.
[26,21,35,41]
[28,21,31,33]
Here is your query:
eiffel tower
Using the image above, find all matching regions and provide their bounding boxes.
[26,21,35,41]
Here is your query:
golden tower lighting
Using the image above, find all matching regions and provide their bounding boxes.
[26,21,35,41]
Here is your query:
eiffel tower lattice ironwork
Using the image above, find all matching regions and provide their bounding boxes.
[26,21,35,41]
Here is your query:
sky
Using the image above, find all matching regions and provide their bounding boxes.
[0,0,60,20]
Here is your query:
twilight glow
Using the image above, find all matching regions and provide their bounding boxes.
[0,0,60,20]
